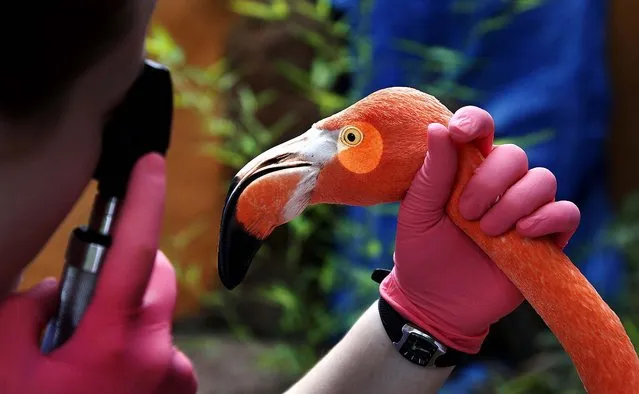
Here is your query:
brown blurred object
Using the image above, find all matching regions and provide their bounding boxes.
[19,0,238,318]
[608,0,639,206]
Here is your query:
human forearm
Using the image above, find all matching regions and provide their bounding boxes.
[286,300,453,394]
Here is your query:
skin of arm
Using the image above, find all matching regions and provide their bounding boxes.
[286,301,453,394]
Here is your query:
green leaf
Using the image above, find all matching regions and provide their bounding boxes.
[475,14,512,36]
[496,372,546,394]
[256,344,305,375]
[170,221,209,250]
[145,25,185,66]
[255,89,278,108]
[294,0,327,23]
[238,135,259,156]
[623,318,639,352]
[271,0,290,18]
[231,0,290,21]
[310,59,335,89]
[318,259,336,292]
[312,90,349,115]
[266,113,297,142]
[316,0,333,20]
[260,284,300,312]
[330,20,351,38]
[230,325,252,341]
[183,265,202,287]
[275,61,311,91]
[206,118,237,137]
[199,143,247,168]
[175,90,214,113]
[395,40,467,73]
[217,72,239,91]
[237,87,259,114]
[494,128,555,149]
[514,0,545,13]
[364,240,382,259]
[200,291,225,307]
[289,216,314,239]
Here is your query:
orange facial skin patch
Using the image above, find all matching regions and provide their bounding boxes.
[336,121,384,175]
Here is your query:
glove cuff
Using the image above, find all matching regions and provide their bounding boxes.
[378,269,488,354]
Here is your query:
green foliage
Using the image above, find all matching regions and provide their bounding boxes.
[455,0,548,37]
[146,0,639,391]
[146,3,366,376]
[232,0,291,21]
[608,192,639,328]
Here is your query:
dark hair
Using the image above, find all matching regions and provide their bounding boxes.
[0,2,132,122]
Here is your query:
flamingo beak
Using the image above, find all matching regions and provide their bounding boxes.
[217,128,337,289]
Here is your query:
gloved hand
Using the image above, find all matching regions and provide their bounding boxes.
[0,154,197,394]
[380,107,581,354]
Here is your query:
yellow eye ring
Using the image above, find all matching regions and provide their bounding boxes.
[339,126,363,147]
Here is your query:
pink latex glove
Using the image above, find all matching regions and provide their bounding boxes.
[0,154,197,394]
[380,107,581,354]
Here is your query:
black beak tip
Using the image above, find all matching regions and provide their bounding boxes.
[217,176,264,290]
[217,218,263,290]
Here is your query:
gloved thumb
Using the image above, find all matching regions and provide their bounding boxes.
[159,349,198,394]
[397,123,458,231]
[398,107,496,231]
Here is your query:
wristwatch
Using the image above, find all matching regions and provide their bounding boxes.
[372,268,467,368]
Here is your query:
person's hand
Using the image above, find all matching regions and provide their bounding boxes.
[0,154,197,394]
[380,107,581,354]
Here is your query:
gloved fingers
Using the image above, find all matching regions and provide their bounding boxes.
[92,153,167,313]
[458,144,529,221]
[516,200,581,249]
[448,106,495,157]
[398,123,457,230]
[157,348,198,394]
[141,250,178,326]
[479,167,557,236]
[10,277,59,346]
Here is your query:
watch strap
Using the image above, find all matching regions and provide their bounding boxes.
[373,268,466,368]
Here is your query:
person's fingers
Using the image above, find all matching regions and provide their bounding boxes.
[398,123,457,231]
[141,251,177,326]
[5,278,59,346]
[480,167,557,236]
[448,106,495,157]
[516,200,581,249]
[458,144,528,221]
[92,153,167,312]
[157,349,198,394]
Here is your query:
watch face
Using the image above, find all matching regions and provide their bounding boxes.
[399,332,439,367]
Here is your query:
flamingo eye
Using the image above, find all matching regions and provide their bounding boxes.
[339,126,363,147]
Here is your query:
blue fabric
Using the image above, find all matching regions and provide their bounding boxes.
[437,363,491,394]
[328,0,622,390]
[330,0,622,303]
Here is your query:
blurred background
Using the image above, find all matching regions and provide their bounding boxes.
[20,0,639,393]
